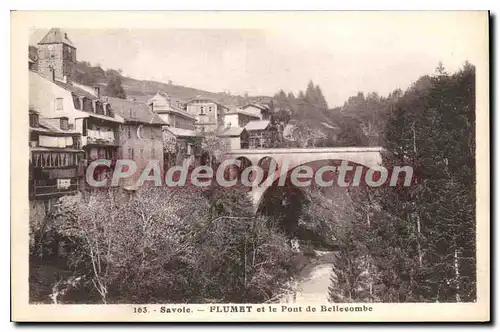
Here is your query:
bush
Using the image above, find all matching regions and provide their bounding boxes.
[32,186,294,304]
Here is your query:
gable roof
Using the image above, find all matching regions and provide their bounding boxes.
[52,79,97,100]
[148,92,196,120]
[224,109,261,119]
[30,117,80,136]
[38,28,76,48]
[186,96,229,110]
[242,103,270,111]
[106,97,165,125]
[245,120,271,131]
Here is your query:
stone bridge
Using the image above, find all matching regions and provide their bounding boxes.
[223,147,384,211]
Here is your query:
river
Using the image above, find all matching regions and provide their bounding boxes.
[279,251,336,303]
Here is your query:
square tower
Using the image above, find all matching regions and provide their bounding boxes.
[37,28,77,82]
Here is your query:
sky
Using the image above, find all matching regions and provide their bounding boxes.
[29,12,487,107]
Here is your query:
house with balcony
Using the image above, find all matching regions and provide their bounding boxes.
[29,29,125,185]
[29,109,85,215]
[244,120,279,149]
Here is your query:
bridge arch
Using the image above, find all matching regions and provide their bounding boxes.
[251,158,376,212]
[223,147,383,210]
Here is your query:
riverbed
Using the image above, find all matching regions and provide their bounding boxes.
[280,251,336,303]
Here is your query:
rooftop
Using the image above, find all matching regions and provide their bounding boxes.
[106,97,165,125]
[225,108,261,119]
[242,103,271,111]
[30,117,80,136]
[38,28,76,48]
[244,120,271,131]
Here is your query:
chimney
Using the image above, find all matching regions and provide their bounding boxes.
[94,86,101,98]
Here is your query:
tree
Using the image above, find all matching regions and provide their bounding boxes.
[290,123,326,148]
[105,71,127,99]
[201,131,231,167]
[376,62,476,302]
[304,80,317,105]
[35,185,294,304]
[315,85,329,109]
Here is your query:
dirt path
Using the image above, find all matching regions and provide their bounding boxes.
[280,251,336,303]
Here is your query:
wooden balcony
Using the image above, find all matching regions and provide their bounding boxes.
[30,182,79,199]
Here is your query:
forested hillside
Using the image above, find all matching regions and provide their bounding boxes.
[323,62,476,302]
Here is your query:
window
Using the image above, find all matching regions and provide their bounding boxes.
[209,106,213,112]
[128,148,134,160]
[55,98,64,111]
[128,126,131,139]
[152,147,156,159]
[150,127,155,139]
[200,106,205,115]
[60,118,69,130]
[29,113,39,128]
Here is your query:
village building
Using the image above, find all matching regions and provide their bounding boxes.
[223,106,261,129]
[217,127,249,150]
[148,91,197,130]
[240,103,272,120]
[29,31,124,183]
[244,120,278,149]
[29,72,123,183]
[105,97,165,186]
[148,92,202,167]
[29,109,85,216]
[185,97,229,133]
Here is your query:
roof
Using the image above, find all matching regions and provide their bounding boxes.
[38,28,76,48]
[51,79,97,100]
[242,103,270,111]
[165,127,202,138]
[30,71,123,124]
[225,109,261,119]
[85,112,124,124]
[106,97,165,125]
[186,96,229,109]
[39,118,80,135]
[218,127,246,137]
[30,147,83,152]
[244,120,271,131]
[149,92,196,120]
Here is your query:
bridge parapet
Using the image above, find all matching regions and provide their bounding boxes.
[223,147,385,212]
[225,147,384,169]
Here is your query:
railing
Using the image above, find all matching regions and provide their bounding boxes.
[86,129,117,146]
[32,183,79,198]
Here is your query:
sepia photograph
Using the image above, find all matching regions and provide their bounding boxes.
[11,10,490,322]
